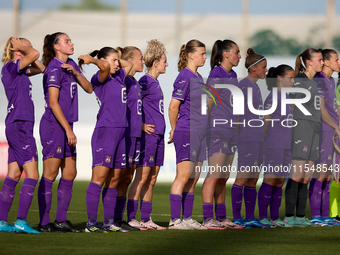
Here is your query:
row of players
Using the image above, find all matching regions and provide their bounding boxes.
[1,33,340,234]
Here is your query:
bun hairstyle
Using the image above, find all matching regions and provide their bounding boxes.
[42,32,65,66]
[265,64,294,91]
[116,46,140,61]
[294,48,320,77]
[1,37,25,64]
[210,39,236,70]
[144,39,167,71]
[178,39,205,72]
[78,47,117,71]
[245,48,265,71]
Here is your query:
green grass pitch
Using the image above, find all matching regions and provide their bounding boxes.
[1,180,340,255]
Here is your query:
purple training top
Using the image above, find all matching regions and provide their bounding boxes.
[125,75,142,137]
[1,59,34,125]
[264,89,293,149]
[42,57,82,123]
[91,68,128,128]
[139,74,165,135]
[316,72,338,132]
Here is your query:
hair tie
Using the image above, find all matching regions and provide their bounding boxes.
[247,57,266,69]
[53,33,61,47]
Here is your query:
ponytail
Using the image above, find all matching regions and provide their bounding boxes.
[294,48,320,77]
[42,32,65,66]
[210,39,237,70]
[266,64,294,91]
[78,50,99,71]
[178,44,187,72]
[2,37,14,64]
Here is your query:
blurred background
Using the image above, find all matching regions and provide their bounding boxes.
[0,0,339,181]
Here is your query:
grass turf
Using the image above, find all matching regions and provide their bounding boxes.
[1,180,340,255]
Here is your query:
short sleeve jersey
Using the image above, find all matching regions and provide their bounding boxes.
[125,75,142,137]
[139,74,165,135]
[1,59,34,125]
[42,57,82,123]
[92,68,128,128]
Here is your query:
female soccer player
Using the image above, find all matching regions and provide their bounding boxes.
[168,39,208,230]
[0,37,44,234]
[257,65,294,228]
[283,48,323,227]
[79,47,132,232]
[126,39,167,230]
[201,39,243,229]
[231,48,269,228]
[309,49,340,226]
[38,32,93,232]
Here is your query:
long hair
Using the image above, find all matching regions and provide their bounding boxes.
[266,65,294,91]
[294,48,320,77]
[210,39,236,70]
[78,47,117,71]
[42,32,65,66]
[178,39,205,72]
[2,37,25,64]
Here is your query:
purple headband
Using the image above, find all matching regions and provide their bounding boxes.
[53,33,61,47]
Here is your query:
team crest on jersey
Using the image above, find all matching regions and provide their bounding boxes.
[192,150,197,157]
[105,156,111,164]
[138,90,141,98]
[223,142,228,149]
[160,90,163,98]
[328,154,332,161]
[35,149,38,156]
[69,74,75,80]
[129,156,133,164]
[149,156,154,163]
[302,145,308,153]
[56,146,62,154]
[175,89,182,96]
[254,160,258,166]
[49,76,56,82]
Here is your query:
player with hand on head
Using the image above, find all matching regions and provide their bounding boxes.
[0,37,45,234]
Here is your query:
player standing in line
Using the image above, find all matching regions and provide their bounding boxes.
[0,37,44,234]
[231,48,269,228]
[257,65,294,228]
[201,39,243,229]
[309,49,340,226]
[38,32,93,232]
[79,47,132,232]
[127,39,167,230]
[168,39,208,230]
[283,48,323,227]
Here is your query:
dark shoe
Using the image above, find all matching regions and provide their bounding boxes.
[116,220,140,231]
[54,220,82,233]
[38,223,66,233]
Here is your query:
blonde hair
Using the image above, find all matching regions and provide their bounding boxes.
[144,39,167,70]
[2,37,25,64]
[178,39,205,71]
[116,46,140,60]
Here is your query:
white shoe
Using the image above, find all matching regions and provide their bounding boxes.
[168,219,194,230]
[182,218,209,230]
[143,218,166,230]
[128,219,148,231]
[202,219,227,230]
[218,218,244,229]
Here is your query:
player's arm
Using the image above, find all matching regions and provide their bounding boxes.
[78,54,110,83]
[28,59,45,76]
[264,114,272,137]
[320,97,340,136]
[10,37,39,71]
[207,97,214,119]
[119,59,133,77]
[61,63,93,94]
[168,98,181,144]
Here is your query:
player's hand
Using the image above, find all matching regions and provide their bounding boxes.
[143,123,155,135]
[66,129,77,147]
[9,37,23,52]
[78,54,93,65]
[168,129,174,144]
[61,63,79,76]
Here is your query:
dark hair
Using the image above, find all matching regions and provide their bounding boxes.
[210,39,237,70]
[78,47,117,71]
[266,64,294,91]
[245,48,265,71]
[319,48,338,61]
[294,48,320,77]
[42,32,65,66]
[178,39,205,71]
[338,72,340,87]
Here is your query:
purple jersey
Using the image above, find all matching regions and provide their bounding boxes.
[125,76,142,137]
[92,68,127,128]
[1,59,34,125]
[264,90,293,149]
[171,67,208,134]
[238,77,264,142]
[42,57,82,123]
[207,65,238,132]
[316,72,338,132]
[139,74,165,135]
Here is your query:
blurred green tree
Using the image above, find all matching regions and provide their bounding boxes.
[60,0,118,11]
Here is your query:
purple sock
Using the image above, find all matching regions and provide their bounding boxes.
[182,192,194,220]
[321,180,330,218]
[258,182,272,220]
[0,176,18,221]
[56,178,73,222]
[309,179,322,218]
[170,193,182,220]
[203,203,214,222]
[38,177,53,226]
[114,196,126,221]
[127,199,138,222]
[215,203,227,221]
[140,201,152,223]
[17,178,37,220]
[231,184,243,220]
[270,186,282,220]
[102,187,117,226]
[86,182,102,225]
[244,186,257,220]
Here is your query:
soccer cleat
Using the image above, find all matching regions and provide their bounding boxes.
[142,218,167,230]
[334,216,340,223]
[103,223,129,232]
[0,220,13,233]
[12,219,40,234]
[38,222,67,233]
[202,219,227,230]
[259,218,276,228]
[128,219,148,231]
[233,218,251,229]
[168,219,194,230]
[270,219,292,228]
[218,218,244,229]
[310,217,333,227]
[244,218,270,228]
[85,223,108,233]
[323,216,340,226]
[182,218,209,230]
[115,220,140,231]
[283,216,305,228]
[54,220,82,233]
[295,217,316,227]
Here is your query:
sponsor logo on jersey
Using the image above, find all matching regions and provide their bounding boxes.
[49,76,56,82]
[175,89,182,96]
[105,155,111,164]
[149,155,154,163]
[302,145,308,153]
[56,146,62,154]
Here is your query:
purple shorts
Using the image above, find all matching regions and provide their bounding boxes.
[126,136,141,168]
[139,132,164,167]
[263,148,291,176]
[5,121,38,167]
[173,130,206,164]
[92,127,126,169]
[237,141,263,172]
[39,118,76,161]
[317,131,334,165]
[207,130,237,158]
